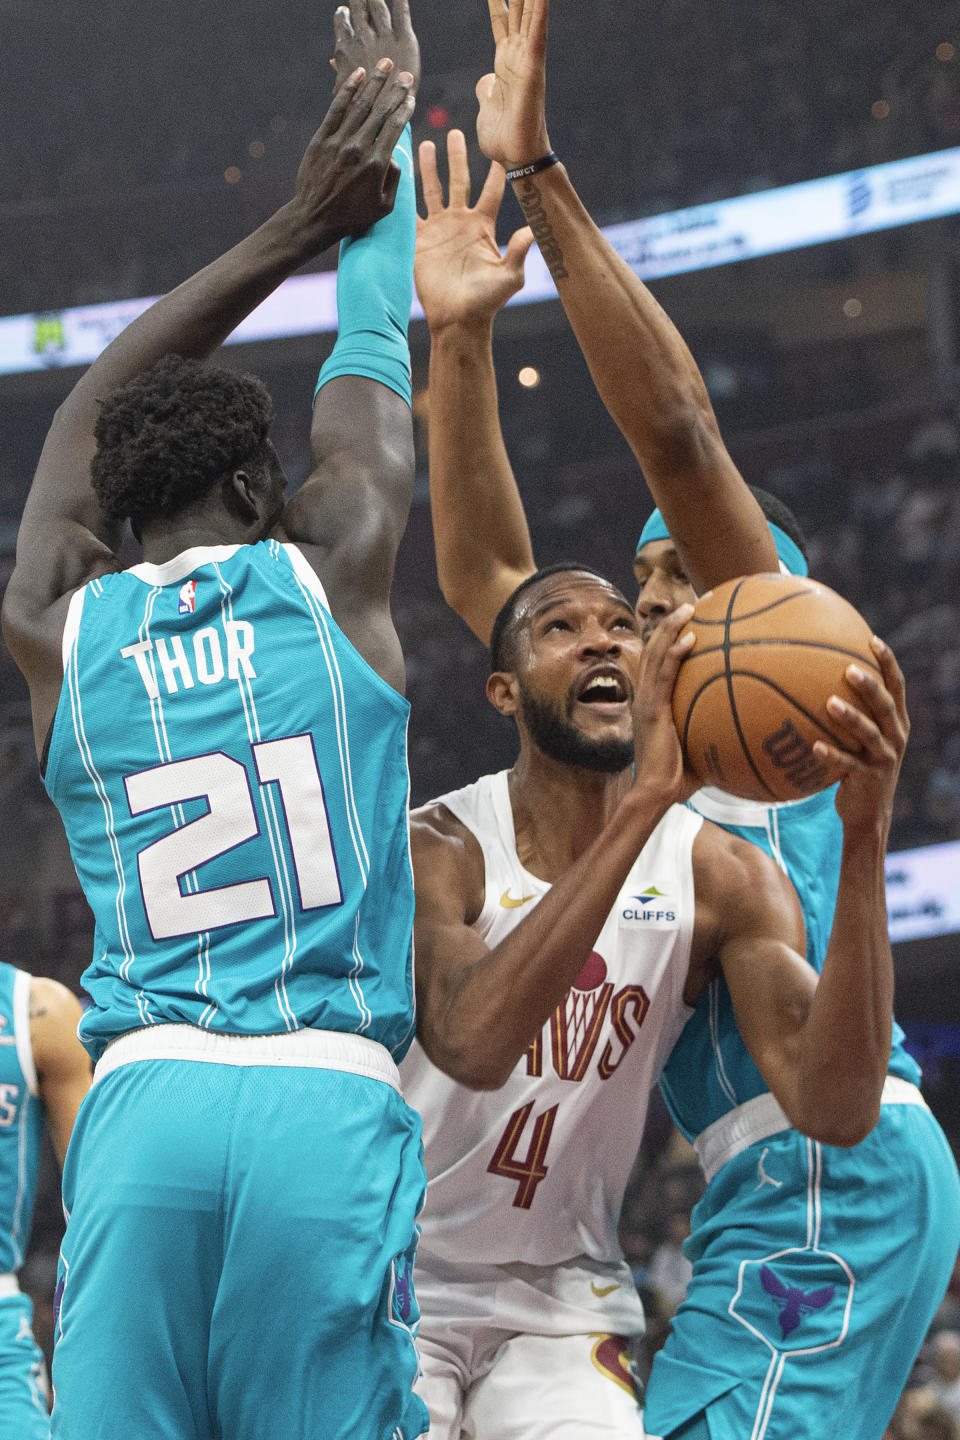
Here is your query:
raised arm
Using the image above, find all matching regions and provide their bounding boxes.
[475,0,778,593]
[694,639,907,1145]
[29,978,91,1169]
[3,29,415,748]
[414,129,535,642]
[279,0,421,690]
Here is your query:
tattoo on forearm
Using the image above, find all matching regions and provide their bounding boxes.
[29,1005,48,1020]
[513,177,568,283]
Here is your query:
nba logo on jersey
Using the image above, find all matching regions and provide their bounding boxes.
[178,580,197,614]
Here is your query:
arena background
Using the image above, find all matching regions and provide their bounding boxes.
[2,0,959,1420]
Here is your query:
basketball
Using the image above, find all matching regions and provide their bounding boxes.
[671,572,880,803]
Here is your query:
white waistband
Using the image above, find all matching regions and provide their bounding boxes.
[694,1075,928,1184]
[0,1273,20,1300]
[94,1025,401,1093]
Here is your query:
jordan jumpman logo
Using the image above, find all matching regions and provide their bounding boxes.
[754,1146,784,1191]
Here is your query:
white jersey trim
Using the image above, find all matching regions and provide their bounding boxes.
[60,586,87,675]
[280,542,331,613]
[694,1075,928,1183]
[126,544,242,586]
[690,786,805,829]
[12,970,38,1098]
[94,1023,402,1091]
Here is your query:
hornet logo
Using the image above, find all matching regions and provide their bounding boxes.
[760,1265,835,1338]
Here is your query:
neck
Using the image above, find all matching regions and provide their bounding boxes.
[508,747,633,883]
[140,517,253,566]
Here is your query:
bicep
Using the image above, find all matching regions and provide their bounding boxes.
[712,851,815,1098]
[411,818,489,1047]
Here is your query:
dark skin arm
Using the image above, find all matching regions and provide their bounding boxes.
[281,0,421,690]
[685,639,907,1146]
[2,9,417,754]
[29,978,91,1169]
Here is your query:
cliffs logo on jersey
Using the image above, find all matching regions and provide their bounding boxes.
[178,580,198,615]
[620,883,678,929]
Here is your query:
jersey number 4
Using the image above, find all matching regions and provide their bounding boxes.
[488,1101,560,1208]
[124,735,342,940]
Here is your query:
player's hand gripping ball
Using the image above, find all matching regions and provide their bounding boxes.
[671,573,880,802]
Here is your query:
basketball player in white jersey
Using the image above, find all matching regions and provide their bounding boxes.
[412,7,958,1435]
[0,967,90,1438]
[402,560,907,1437]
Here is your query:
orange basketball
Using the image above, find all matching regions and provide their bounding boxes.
[671,573,880,803]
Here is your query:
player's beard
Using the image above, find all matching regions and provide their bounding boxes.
[519,686,634,774]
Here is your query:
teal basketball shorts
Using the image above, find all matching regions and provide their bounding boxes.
[50,1027,428,1440]
[643,1095,960,1440]
[0,1289,49,1439]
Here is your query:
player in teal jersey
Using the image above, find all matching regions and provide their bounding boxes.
[3,6,429,1438]
[0,964,90,1440]
[411,0,960,1433]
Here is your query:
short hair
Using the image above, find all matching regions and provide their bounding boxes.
[489,561,616,673]
[90,354,274,530]
[748,485,810,564]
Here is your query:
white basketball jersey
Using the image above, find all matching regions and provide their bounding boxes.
[401,770,702,1267]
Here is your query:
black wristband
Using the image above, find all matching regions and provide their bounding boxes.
[504,151,560,182]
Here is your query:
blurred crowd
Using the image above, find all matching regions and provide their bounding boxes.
[3,0,960,1417]
[2,0,960,312]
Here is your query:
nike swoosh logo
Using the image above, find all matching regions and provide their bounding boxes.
[500,889,537,909]
[590,1282,620,1298]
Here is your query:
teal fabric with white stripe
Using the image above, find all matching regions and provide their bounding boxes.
[0,964,43,1274]
[44,541,416,1063]
[658,786,920,1142]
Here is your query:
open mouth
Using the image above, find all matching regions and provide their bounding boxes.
[575,669,630,706]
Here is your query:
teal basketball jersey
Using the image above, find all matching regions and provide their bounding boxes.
[44,542,416,1063]
[0,965,44,1273]
[659,785,920,1141]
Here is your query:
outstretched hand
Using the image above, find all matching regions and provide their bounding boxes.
[291,60,415,247]
[476,0,551,168]
[631,604,699,807]
[814,637,909,839]
[415,130,534,332]
[332,0,421,95]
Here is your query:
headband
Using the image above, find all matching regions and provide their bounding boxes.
[635,507,808,578]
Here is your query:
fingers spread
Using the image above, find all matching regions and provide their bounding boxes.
[367,0,392,36]
[477,158,507,219]
[391,0,414,35]
[349,0,373,39]
[334,5,354,44]
[446,129,471,209]
[339,58,395,136]
[419,139,443,214]
[487,0,509,43]
[475,73,497,106]
[317,65,367,139]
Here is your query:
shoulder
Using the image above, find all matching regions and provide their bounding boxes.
[28,978,85,1066]
[691,818,805,946]
[411,799,486,926]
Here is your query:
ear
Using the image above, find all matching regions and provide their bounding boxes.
[223,468,260,526]
[486,670,520,717]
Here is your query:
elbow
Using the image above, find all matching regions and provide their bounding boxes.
[789,1097,882,1149]
[646,404,721,471]
[418,1028,515,1091]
